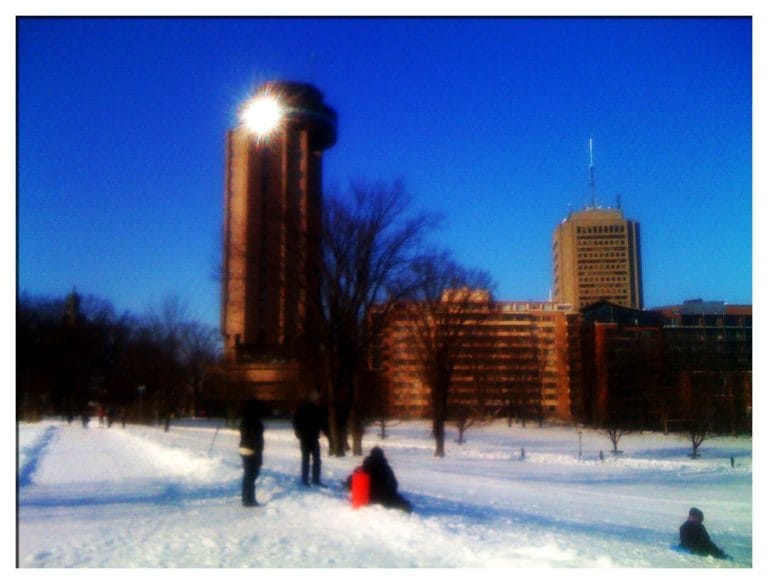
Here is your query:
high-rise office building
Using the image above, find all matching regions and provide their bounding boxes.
[552,207,644,310]
[217,81,336,405]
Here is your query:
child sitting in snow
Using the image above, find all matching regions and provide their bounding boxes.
[346,447,412,513]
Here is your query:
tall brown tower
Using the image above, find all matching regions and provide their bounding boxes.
[219,82,336,404]
[552,207,644,310]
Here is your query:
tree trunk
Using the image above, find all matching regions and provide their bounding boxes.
[433,419,445,457]
[349,375,364,455]
[329,414,347,456]
[350,409,364,456]
[431,380,448,457]
[326,387,345,456]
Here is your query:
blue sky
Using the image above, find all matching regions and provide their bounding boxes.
[17,17,752,328]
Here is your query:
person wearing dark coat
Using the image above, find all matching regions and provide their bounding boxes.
[679,507,729,559]
[239,399,265,507]
[360,447,412,513]
[292,392,329,486]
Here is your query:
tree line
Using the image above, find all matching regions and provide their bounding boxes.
[17,292,220,428]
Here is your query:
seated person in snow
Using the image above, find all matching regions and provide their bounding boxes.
[347,447,413,513]
[679,507,729,559]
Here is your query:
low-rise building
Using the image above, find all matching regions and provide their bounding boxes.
[578,299,751,433]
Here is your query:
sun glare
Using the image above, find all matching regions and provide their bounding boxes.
[241,94,284,136]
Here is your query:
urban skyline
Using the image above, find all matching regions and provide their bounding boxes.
[17,17,752,329]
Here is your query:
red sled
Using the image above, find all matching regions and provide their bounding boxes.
[350,468,370,508]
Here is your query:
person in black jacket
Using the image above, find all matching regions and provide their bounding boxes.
[679,507,730,559]
[361,447,412,513]
[292,392,329,486]
[239,399,265,507]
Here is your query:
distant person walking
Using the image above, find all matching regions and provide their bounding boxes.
[679,507,730,559]
[292,391,328,486]
[239,399,265,507]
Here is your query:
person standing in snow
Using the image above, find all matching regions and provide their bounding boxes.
[360,446,412,513]
[239,399,265,507]
[291,391,328,486]
[679,507,730,559]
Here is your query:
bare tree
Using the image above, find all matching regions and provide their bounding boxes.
[678,371,713,458]
[145,296,196,431]
[602,399,632,455]
[398,254,494,457]
[687,422,709,459]
[374,417,402,440]
[447,326,497,444]
[605,427,626,455]
[312,180,438,456]
[363,364,403,441]
[179,321,221,416]
[451,402,479,445]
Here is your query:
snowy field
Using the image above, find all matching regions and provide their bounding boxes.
[16,417,753,569]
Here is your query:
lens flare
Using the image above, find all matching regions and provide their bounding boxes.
[240,94,284,137]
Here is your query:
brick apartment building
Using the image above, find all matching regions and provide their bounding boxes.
[371,293,581,422]
[579,299,751,433]
[369,296,751,432]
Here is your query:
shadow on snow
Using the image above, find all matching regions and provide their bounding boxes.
[18,426,59,488]
[16,466,345,510]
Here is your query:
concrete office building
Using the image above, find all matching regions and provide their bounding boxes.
[216,81,337,407]
[553,206,644,310]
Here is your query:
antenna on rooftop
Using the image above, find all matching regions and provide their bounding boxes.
[588,137,597,208]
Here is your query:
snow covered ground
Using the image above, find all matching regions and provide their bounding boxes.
[16,417,752,569]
